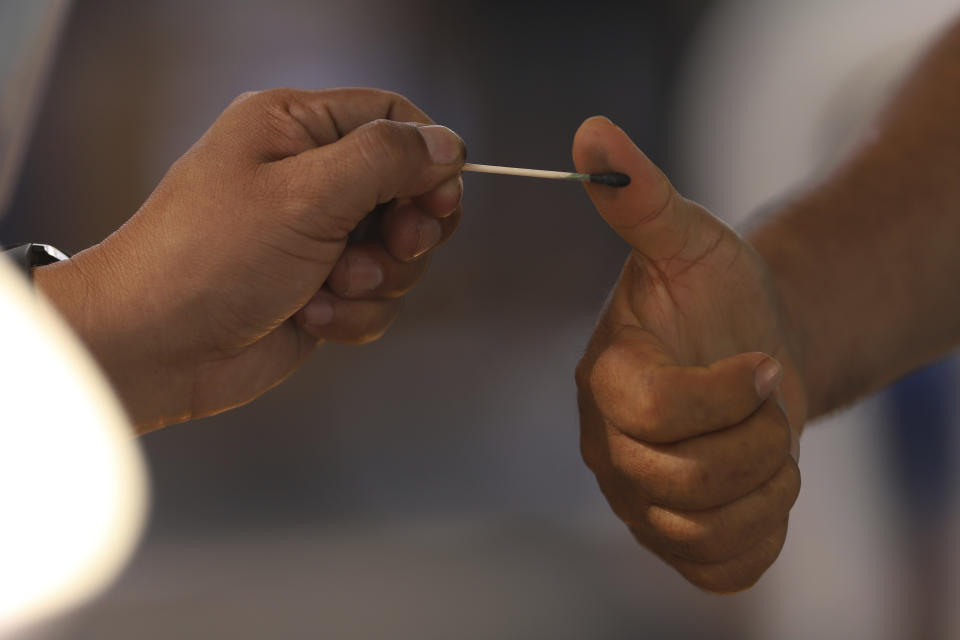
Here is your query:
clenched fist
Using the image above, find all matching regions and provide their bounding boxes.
[574,117,807,592]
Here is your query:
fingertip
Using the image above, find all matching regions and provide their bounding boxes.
[574,115,617,139]
[753,356,783,400]
[572,116,623,175]
[417,124,466,166]
[571,117,676,244]
[381,201,432,261]
[297,292,404,345]
[297,289,335,338]
[572,116,640,169]
[412,174,462,218]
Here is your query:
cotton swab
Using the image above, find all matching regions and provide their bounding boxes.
[462,163,630,187]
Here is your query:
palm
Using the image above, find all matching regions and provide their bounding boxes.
[607,206,808,429]
[191,320,315,419]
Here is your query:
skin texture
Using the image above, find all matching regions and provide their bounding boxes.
[576,17,960,592]
[34,88,466,434]
[750,17,960,417]
[573,117,804,593]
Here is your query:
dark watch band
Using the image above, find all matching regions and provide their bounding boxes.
[2,243,70,279]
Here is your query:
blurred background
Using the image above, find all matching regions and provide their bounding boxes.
[3,0,960,638]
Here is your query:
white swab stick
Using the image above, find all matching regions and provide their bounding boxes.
[462,163,630,187]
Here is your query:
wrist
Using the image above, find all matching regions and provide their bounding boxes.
[748,202,827,421]
[34,241,193,432]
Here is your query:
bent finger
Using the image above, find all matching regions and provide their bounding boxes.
[607,397,794,510]
[380,200,462,262]
[295,288,403,344]
[667,519,790,594]
[411,174,463,219]
[588,325,782,442]
[640,460,800,564]
[326,243,429,299]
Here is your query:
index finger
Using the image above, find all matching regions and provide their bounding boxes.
[293,87,434,140]
[215,87,434,160]
[582,326,782,443]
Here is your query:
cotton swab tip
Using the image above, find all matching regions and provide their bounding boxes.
[587,172,631,187]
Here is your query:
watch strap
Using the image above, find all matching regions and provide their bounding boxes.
[2,243,70,278]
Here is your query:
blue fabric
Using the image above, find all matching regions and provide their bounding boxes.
[885,357,958,521]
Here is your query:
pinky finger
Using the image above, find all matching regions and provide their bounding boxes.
[668,519,789,594]
[294,288,404,344]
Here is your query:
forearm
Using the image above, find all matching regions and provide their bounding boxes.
[749,17,960,418]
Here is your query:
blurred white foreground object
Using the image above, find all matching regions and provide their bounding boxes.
[0,257,147,638]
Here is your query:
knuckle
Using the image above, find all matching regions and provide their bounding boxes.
[359,118,402,151]
[230,89,318,155]
[380,89,415,111]
[230,90,261,106]
[257,87,297,106]
[574,356,594,391]
[231,87,289,111]
[365,89,426,123]
[589,342,667,438]
[589,341,630,394]
[351,119,413,181]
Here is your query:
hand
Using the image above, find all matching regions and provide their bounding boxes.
[35,88,465,433]
[573,117,807,592]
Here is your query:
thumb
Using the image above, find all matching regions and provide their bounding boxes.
[573,116,716,259]
[279,120,466,236]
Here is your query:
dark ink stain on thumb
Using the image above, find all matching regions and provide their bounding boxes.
[588,172,631,187]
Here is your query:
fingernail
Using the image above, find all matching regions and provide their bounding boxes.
[414,216,443,258]
[418,125,463,164]
[754,358,782,399]
[347,254,383,294]
[434,175,464,216]
[304,297,334,326]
